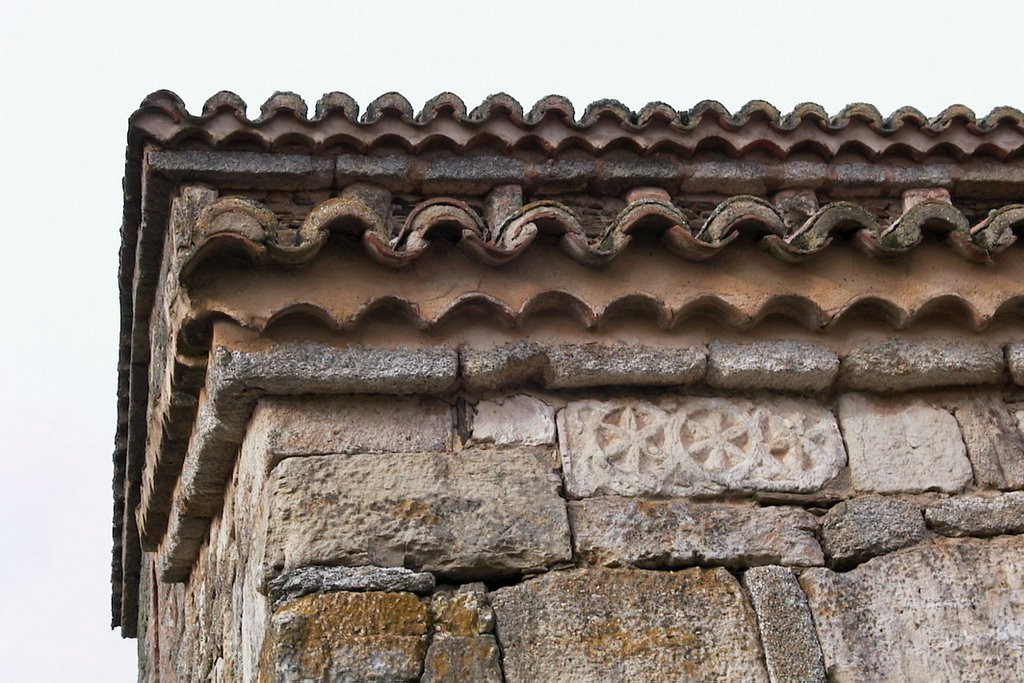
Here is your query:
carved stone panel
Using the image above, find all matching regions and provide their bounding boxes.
[558,397,846,498]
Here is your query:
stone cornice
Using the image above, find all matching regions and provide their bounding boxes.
[113,91,1024,637]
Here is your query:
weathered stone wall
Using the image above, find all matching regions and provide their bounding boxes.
[136,364,1024,681]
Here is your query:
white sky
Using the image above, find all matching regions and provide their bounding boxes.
[1,0,1022,679]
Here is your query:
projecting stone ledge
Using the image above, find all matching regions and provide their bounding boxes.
[707,340,839,393]
[258,447,572,585]
[558,396,845,498]
[569,498,823,568]
[838,338,1005,392]
[490,568,770,682]
[460,341,706,391]
[800,536,1024,682]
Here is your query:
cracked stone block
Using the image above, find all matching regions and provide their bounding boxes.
[707,340,838,393]
[261,592,428,682]
[838,338,1005,392]
[742,566,826,683]
[251,395,453,462]
[490,568,769,682]
[800,536,1024,681]
[471,395,555,446]
[820,496,925,569]
[259,447,572,584]
[837,394,972,494]
[954,396,1024,489]
[460,341,706,391]
[557,396,845,498]
[569,498,823,568]
[925,491,1024,537]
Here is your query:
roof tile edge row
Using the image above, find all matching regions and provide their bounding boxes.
[139,90,1024,135]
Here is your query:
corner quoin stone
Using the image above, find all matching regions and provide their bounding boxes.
[258,447,572,584]
[459,341,706,391]
[489,567,769,682]
[837,394,972,494]
[707,340,839,393]
[260,591,429,683]
[251,395,453,460]
[742,566,826,683]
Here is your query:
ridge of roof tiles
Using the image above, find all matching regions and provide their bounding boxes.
[183,193,1024,274]
[137,89,1024,134]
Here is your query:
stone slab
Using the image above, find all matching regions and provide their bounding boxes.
[471,395,555,446]
[837,394,972,494]
[461,341,706,391]
[820,496,925,569]
[252,395,453,461]
[558,396,846,498]
[490,568,769,682]
[800,536,1024,682]
[925,492,1024,537]
[259,447,572,584]
[707,340,838,393]
[422,636,503,683]
[267,565,436,609]
[569,498,823,568]
[261,591,428,682]
[742,566,826,683]
[955,396,1024,489]
[838,338,1005,392]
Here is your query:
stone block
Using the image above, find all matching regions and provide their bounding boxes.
[422,636,503,683]
[490,568,769,682]
[707,340,838,393]
[837,394,972,494]
[742,566,826,683]
[471,395,555,446]
[1007,343,1024,385]
[820,496,925,569]
[430,587,494,636]
[954,396,1024,489]
[267,566,436,609]
[569,498,823,568]
[259,447,572,584]
[251,395,453,461]
[211,340,460,397]
[261,592,428,682]
[460,341,706,391]
[558,396,845,498]
[800,536,1024,681]
[925,492,1024,537]
[838,338,1005,392]
[422,585,502,682]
